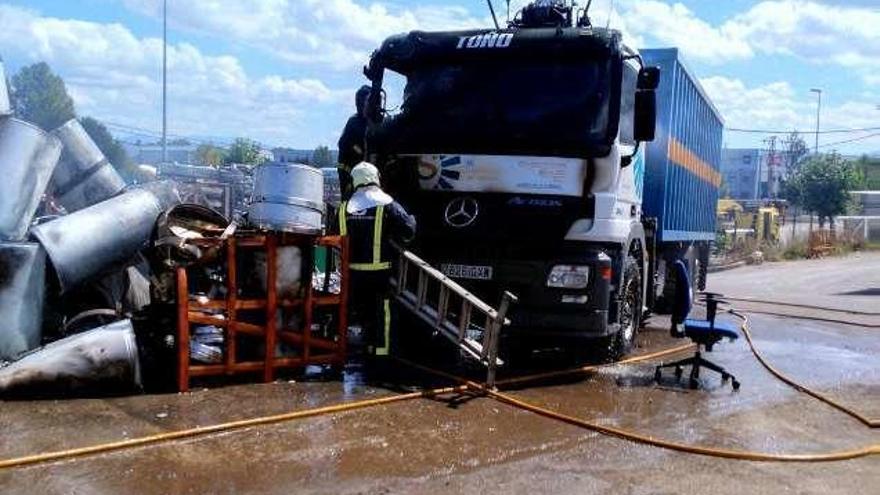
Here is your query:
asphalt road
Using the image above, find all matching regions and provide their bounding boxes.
[1,252,878,494]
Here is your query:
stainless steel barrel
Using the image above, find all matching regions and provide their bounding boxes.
[0,118,63,240]
[0,242,46,360]
[31,181,180,293]
[0,319,141,397]
[51,118,126,212]
[248,162,324,234]
[0,60,10,116]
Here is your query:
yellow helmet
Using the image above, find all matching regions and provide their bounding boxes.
[351,161,380,189]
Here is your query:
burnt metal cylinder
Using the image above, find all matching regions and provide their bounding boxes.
[0,242,46,360]
[0,60,10,116]
[248,162,324,234]
[0,118,63,240]
[0,319,142,397]
[31,181,180,293]
[51,118,126,212]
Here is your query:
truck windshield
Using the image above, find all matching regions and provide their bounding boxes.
[374,60,614,158]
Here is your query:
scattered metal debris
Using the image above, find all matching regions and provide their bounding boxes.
[0,242,46,360]
[50,118,127,212]
[0,118,62,240]
[0,319,141,397]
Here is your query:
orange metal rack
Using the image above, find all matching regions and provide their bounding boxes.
[176,233,349,392]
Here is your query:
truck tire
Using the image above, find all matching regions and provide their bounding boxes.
[608,254,642,360]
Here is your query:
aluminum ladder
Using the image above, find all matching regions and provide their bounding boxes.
[390,246,517,388]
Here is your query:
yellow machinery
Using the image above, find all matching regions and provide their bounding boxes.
[717,200,780,243]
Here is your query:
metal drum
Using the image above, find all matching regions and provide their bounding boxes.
[248,162,324,234]
[0,118,63,240]
[0,242,46,360]
[0,319,142,397]
[51,118,126,212]
[0,60,10,116]
[32,181,181,293]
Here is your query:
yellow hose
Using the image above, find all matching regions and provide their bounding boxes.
[395,342,880,463]
[0,345,693,471]
[2,308,877,469]
[732,310,880,428]
[0,385,464,470]
[487,388,880,462]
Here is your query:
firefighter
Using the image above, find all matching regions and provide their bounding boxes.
[336,85,372,200]
[337,162,416,358]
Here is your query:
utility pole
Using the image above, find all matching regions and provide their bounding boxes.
[162,0,168,164]
[762,136,778,199]
[810,88,822,154]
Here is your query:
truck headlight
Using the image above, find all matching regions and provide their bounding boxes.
[546,265,590,289]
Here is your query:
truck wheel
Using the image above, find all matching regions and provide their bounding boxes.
[609,255,642,360]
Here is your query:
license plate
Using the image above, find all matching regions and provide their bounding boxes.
[441,263,493,281]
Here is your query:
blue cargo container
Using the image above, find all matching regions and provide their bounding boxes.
[641,48,724,243]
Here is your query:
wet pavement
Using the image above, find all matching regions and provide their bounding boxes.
[1,252,879,494]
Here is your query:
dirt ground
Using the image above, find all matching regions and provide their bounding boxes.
[1,252,878,494]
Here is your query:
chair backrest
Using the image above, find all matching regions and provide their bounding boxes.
[671,259,692,324]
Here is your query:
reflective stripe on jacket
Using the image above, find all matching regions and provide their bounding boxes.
[338,201,391,271]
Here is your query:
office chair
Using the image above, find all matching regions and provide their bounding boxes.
[655,259,740,390]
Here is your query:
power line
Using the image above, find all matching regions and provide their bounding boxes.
[727,126,880,135]
[817,132,880,150]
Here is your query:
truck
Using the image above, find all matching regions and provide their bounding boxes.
[360,1,724,362]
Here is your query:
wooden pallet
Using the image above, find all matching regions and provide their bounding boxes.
[176,233,349,392]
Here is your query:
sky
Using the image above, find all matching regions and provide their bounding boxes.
[0,0,878,154]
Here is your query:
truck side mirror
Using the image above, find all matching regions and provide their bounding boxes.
[634,90,656,142]
[637,66,660,90]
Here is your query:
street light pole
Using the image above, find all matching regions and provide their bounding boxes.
[162,0,167,164]
[810,88,822,154]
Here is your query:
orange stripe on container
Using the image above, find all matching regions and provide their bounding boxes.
[667,137,721,187]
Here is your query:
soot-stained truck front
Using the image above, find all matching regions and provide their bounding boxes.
[361,21,661,362]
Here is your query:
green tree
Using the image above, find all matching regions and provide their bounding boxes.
[196,144,227,167]
[782,131,808,178]
[786,153,859,229]
[10,62,76,130]
[79,117,129,165]
[224,138,265,165]
[854,154,880,190]
[311,145,335,168]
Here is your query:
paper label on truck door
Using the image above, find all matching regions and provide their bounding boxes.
[414,154,586,197]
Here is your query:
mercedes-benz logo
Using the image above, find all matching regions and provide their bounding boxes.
[444,197,479,228]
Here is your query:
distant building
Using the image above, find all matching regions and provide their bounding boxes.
[721,148,762,200]
[123,142,199,164]
[720,147,791,200]
[272,147,338,165]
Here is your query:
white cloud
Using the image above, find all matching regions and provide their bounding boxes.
[0,4,350,147]
[621,1,752,62]
[726,1,880,84]
[701,75,880,153]
[612,1,880,83]
[122,0,485,70]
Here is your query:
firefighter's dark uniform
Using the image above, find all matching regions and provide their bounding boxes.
[338,197,416,355]
[337,86,371,199]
